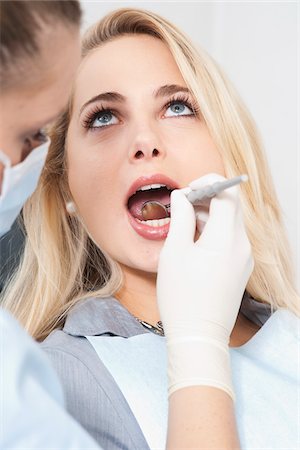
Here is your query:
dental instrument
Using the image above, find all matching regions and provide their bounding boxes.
[141,174,248,220]
[186,174,248,205]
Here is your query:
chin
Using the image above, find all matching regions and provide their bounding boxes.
[126,244,163,274]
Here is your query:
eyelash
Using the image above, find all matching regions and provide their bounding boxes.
[165,94,199,116]
[82,94,199,131]
[81,105,113,130]
[31,128,47,141]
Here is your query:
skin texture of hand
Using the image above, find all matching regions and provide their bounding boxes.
[167,386,240,450]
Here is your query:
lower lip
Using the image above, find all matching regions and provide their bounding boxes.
[127,212,170,240]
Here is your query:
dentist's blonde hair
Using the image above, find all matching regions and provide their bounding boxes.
[2,8,299,341]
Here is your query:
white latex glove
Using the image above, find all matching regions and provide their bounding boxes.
[157,173,254,399]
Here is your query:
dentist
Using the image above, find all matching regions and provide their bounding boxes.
[0,1,100,448]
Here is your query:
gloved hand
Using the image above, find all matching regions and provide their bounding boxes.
[157,173,254,399]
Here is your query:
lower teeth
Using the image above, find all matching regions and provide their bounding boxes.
[137,217,171,227]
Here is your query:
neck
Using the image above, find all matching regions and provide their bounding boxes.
[115,264,160,325]
[229,313,260,347]
[115,265,260,346]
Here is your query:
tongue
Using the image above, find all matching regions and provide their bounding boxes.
[128,188,171,220]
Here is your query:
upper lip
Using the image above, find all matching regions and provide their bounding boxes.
[126,173,180,204]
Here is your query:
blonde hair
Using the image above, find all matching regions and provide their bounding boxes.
[2,8,299,341]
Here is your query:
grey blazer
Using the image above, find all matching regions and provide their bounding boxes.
[41,294,271,450]
[41,298,151,450]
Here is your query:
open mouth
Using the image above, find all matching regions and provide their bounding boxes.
[128,184,173,223]
[126,175,178,240]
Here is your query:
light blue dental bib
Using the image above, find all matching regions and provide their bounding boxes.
[86,309,299,450]
[86,334,168,449]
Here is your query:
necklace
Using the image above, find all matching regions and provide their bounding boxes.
[135,318,164,336]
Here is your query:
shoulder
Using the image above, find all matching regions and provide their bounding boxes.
[40,297,149,450]
[41,296,148,380]
[41,327,117,404]
[40,296,141,411]
[232,309,299,449]
[232,308,299,376]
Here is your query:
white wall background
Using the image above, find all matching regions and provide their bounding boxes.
[80,1,299,287]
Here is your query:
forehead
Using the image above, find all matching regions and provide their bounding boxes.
[1,69,70,137]
[73,35,186,105]
[1,25,80,130]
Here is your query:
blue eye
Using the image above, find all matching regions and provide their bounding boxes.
[91,110,118,128]
[165,101,194,118]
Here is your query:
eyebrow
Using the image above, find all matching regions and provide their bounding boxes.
[154,84,190,98]
[79,92,126,115]
[79,84,191,116]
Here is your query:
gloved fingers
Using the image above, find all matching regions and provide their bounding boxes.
[189,173,227,191]
[189,173,248,250]
[195,207,209,235]
[188,173,245,249]
[188,174,225,237]
[197,184,244,250]
[166,188,196,248]
[189,173,240,221]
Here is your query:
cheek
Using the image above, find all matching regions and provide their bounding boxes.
[186,144,225,181]
[68,139,119,193]
[67,148,131,265]
[67,147,119,227]
[165,126,225,181]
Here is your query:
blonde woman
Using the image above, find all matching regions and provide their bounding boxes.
[3,8,299,450]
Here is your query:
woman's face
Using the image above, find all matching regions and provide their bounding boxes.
[67,35,224,273]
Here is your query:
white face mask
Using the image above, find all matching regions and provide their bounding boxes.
[0,138,50,237]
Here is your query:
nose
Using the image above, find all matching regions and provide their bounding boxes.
[134,148,160,160]
[128,121,166,163]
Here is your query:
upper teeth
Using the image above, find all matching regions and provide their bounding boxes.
[137,183,167,192]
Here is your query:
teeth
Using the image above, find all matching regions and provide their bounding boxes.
[138,183,166,192]
[137,217,171,227]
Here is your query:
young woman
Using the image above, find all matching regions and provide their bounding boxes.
[3,8,299,450]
